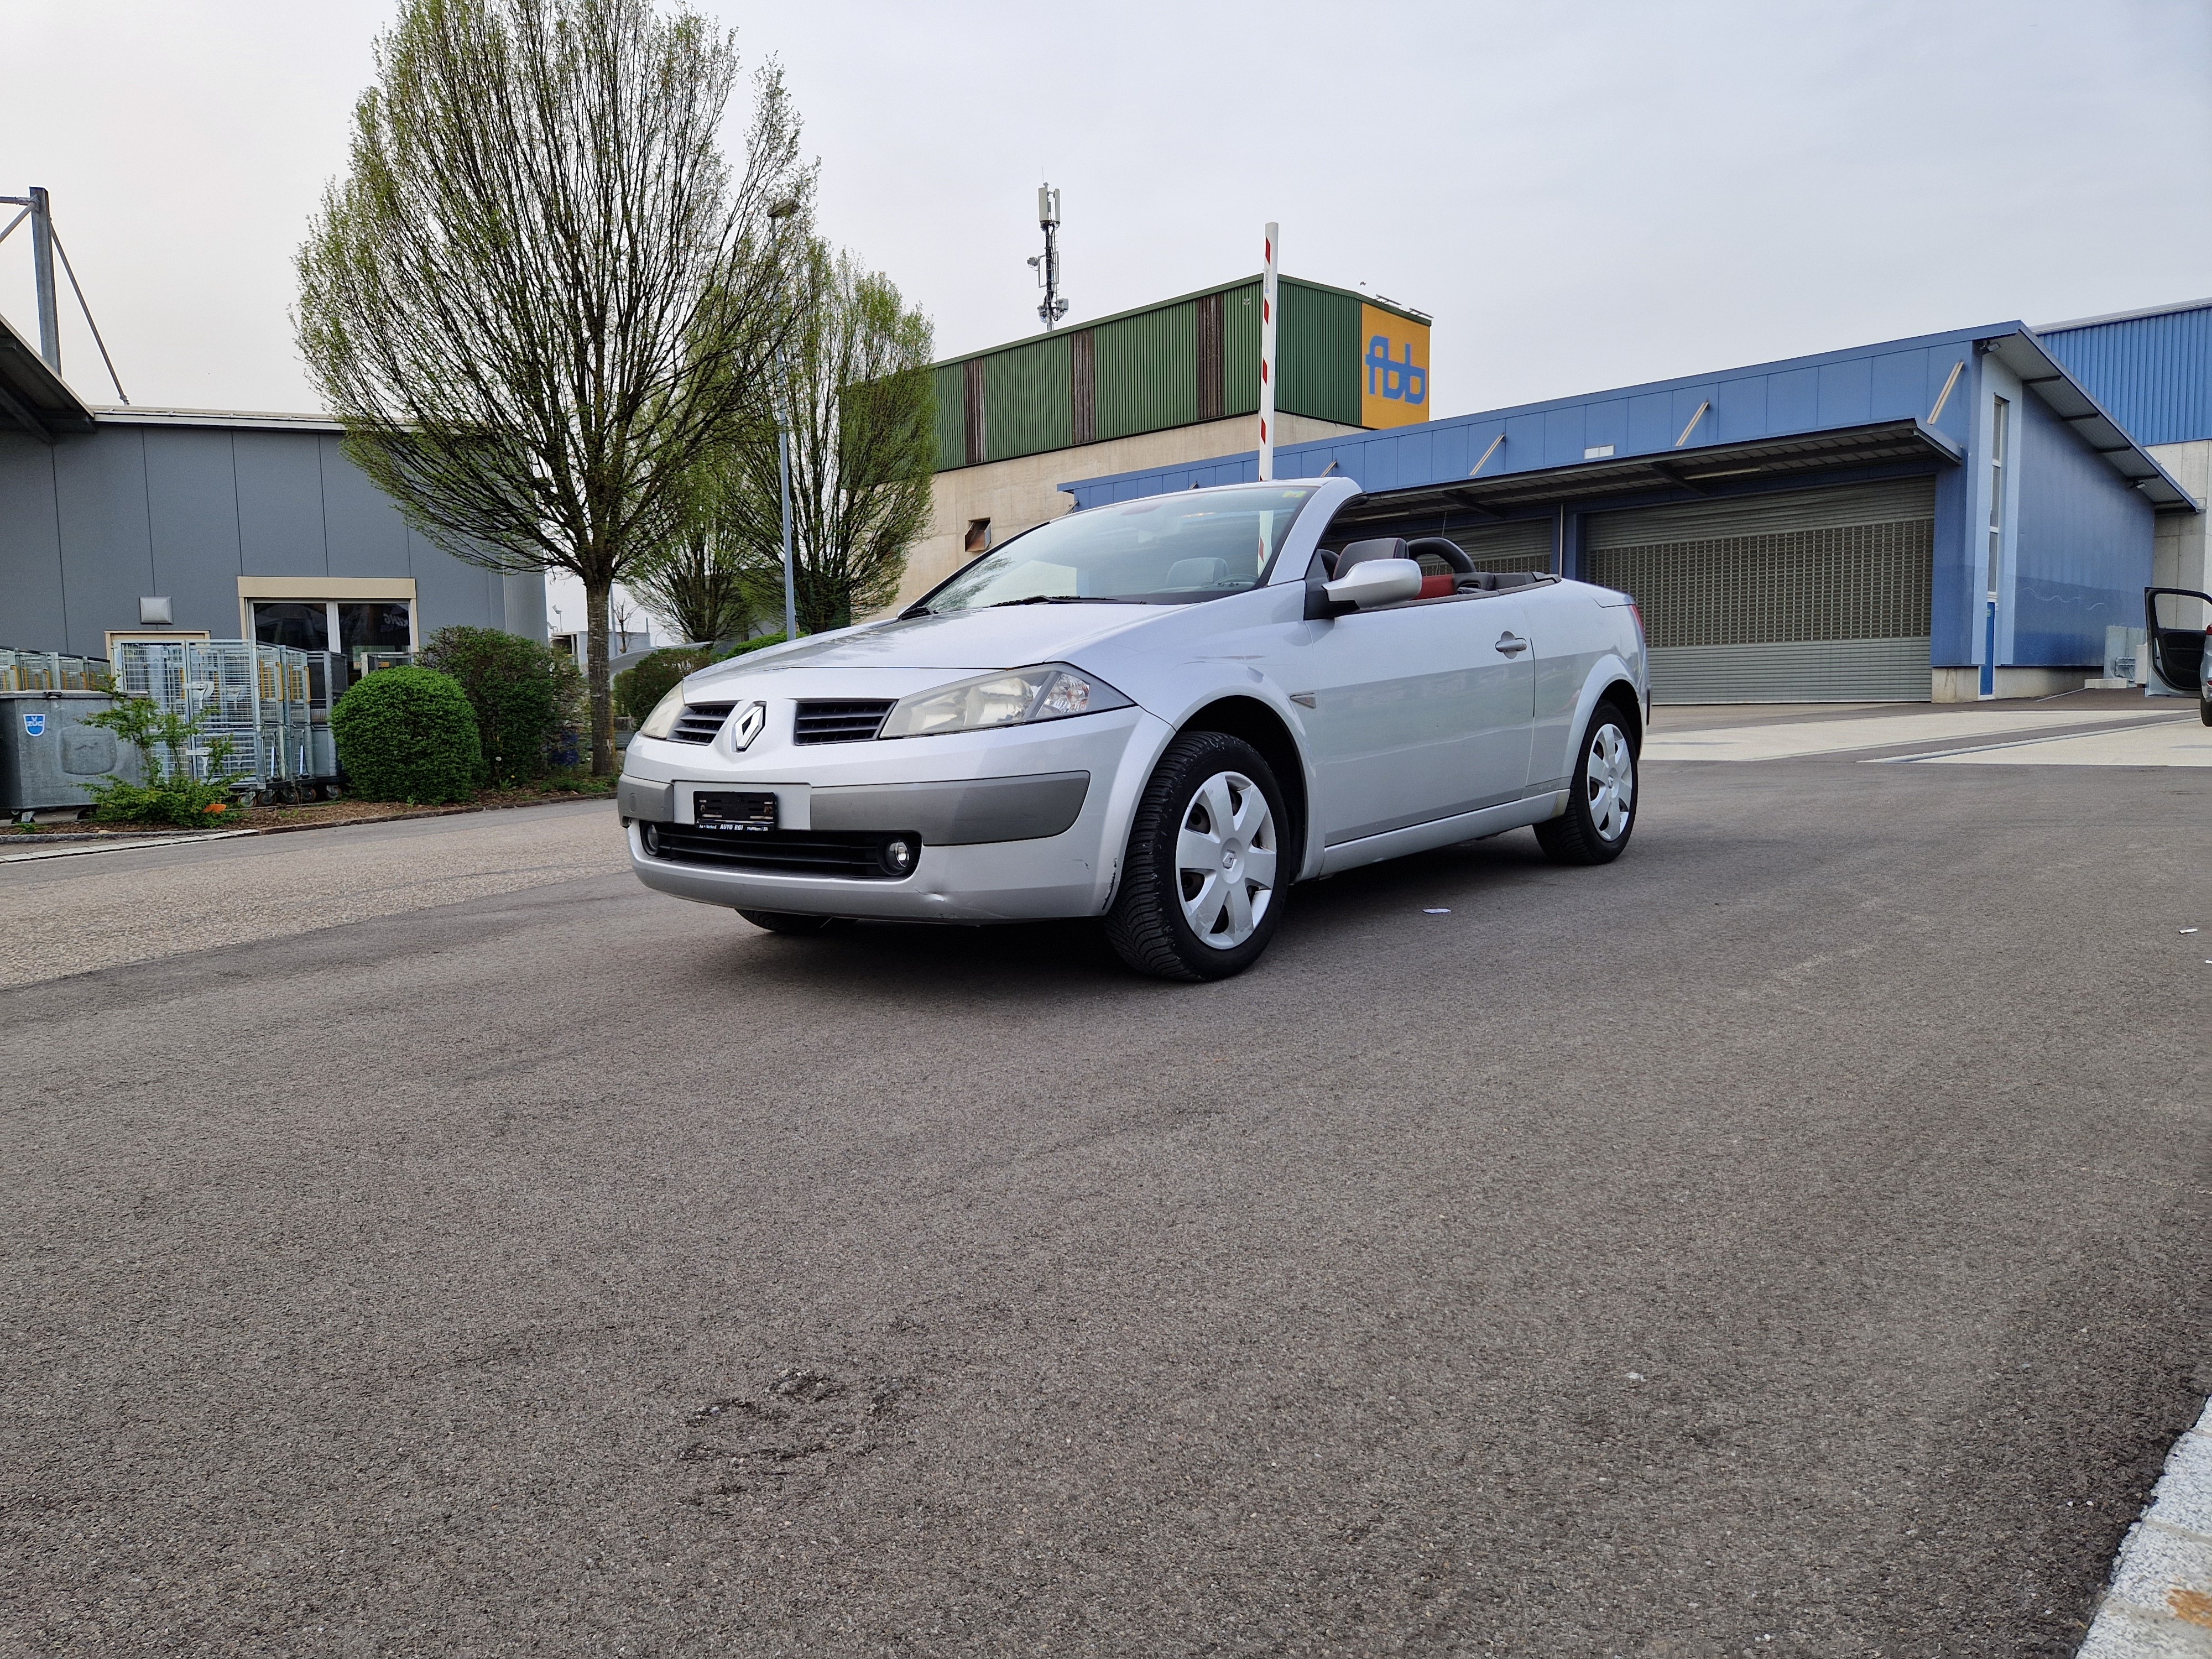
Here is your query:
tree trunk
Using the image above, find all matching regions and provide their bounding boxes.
[586,579,614,776]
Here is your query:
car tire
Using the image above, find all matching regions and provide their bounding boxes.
[1104,731,1290,982]
[738,910,846,936]
[1534,702,1639,866]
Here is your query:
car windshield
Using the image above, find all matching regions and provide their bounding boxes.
[919,486,1318,614]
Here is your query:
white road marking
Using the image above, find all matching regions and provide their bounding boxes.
[1883,721,2210,768]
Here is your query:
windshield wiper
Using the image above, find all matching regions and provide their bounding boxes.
[985,594,1130,609]
[898,602,934,619]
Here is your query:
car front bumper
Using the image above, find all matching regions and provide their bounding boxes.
[620,702,1169,923]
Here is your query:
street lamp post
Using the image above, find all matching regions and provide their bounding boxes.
[766,196,803,642]
[778,383,796,641]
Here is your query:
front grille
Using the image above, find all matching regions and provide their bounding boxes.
[650,825,908,879]
[669,702,735,744]
[793,698,894,744]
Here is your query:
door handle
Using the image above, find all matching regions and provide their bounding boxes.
[1494,633,1528,657]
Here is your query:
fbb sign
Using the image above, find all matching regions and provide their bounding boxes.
[1360,304,1430,430]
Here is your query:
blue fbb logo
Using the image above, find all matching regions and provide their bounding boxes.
[1366,336,1426,405]
[22,712,46,738]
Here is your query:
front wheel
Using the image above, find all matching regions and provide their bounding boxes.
[1534,706,1637,865]
[1104,731,1288,982]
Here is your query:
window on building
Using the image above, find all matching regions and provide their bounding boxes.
[253,599,414,660]
[252,602,331,652]
[965,519,992,555]
[1986,397,2008,600]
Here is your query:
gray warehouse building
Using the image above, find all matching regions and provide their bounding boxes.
[1,314,543,664]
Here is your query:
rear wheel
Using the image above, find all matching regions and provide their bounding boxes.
[1104,731,1288,982]
[1535,705,1637,865]
[738,910,847,936]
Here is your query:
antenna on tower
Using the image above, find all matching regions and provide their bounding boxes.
[1026,184,1068,330]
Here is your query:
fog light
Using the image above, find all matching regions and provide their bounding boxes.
[881,835,917,876]
[641,822,660,855]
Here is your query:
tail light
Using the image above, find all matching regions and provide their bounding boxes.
[1630,602,1646,643]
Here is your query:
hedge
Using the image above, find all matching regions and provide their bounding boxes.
[615,647,709,723]
[418,625,580,786]
[331,666,482,803]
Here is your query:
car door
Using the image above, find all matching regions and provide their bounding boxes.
[1256,588,1536,848]
[1518,578,1599,791]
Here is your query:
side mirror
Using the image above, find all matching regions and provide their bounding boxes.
[1320,557,1424,614]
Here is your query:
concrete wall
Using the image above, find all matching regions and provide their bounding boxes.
[890,411,1359,613]
[0,417,545,657]
[2147,441,2211,624]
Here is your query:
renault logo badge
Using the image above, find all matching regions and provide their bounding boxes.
[729,701,768,752]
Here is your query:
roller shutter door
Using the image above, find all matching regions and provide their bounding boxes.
[1452,518,1554,575]
[1584,479,1935,703]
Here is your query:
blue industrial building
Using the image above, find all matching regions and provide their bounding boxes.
[1067,305,2210,702]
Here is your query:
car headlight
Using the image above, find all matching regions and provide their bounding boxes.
[638,688,686,740]
[878,662,1133,739]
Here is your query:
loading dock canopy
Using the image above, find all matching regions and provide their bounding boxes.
[1328,418,1960,531]
[0,312,95,441]
[1985,331,2197,510]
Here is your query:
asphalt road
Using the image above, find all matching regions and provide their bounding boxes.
[3,737,2209,1657]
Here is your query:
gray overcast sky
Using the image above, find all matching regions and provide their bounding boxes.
[3,0,2208,422]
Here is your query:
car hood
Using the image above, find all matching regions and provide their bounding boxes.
[690,604,1165,687]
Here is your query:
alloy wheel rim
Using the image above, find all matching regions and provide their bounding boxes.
[1587,723,1634,841]
[1175,770,1277,950]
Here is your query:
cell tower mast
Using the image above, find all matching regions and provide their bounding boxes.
[1028,185,1068,330]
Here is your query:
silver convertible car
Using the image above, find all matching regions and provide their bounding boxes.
[618,476,1648,980]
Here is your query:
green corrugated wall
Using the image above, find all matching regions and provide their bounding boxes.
[928,278,1406,468]
[1094,301,1197,441]
[983,335,1073,462]
[1222,282,1262,417]
[1277,278,1361,426]
[931,362,967,473]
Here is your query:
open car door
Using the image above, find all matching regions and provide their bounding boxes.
[2143,588,2212,725]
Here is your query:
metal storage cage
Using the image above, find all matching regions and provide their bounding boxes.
[0,649,113,692]
[108,640,343,800]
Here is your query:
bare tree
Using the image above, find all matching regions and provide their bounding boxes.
[627,479,755,645]
[718,237,935,634]
[295,0,812,773]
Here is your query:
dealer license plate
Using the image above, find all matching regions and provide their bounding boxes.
[693,790,778,833]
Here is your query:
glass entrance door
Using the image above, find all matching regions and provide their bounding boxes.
[253,601,413,667]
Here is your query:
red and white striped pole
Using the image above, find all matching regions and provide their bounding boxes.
[1258,222,1278,482]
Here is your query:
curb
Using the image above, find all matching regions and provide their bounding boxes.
[2080,1395,2212,1656]
[1,795,614,862]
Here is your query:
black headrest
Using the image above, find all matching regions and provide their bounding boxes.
[1406,536,1477,574]
[1332,537,1409,575]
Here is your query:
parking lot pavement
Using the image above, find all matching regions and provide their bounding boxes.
[3,748,2209,1656]
[0,801,624,990]
[1644,695,2190,763]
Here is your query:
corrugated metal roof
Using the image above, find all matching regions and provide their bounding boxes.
[1063,321,2198,515]
[2036,300,2212,448]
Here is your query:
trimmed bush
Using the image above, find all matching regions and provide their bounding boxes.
[614,646,710,723]
[710,632,786,662]
[418,626,577,786]
[331,666,481,802]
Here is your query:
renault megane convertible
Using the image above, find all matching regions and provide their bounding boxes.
[618,476,1647,980]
